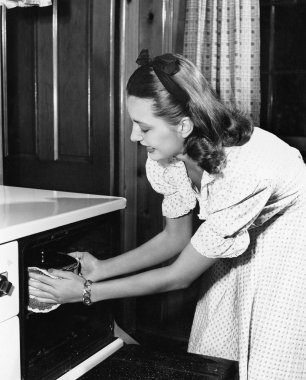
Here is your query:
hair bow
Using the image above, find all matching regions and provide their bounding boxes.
[136,49,179,76]
[136,49,151,66]
[135,49,189,104]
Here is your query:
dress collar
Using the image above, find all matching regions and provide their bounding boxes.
[155,155,216,190]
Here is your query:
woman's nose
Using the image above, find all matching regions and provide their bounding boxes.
[130,125,143,142]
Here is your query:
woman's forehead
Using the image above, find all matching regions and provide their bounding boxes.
[126,96,155,117]
[127,95,153,108]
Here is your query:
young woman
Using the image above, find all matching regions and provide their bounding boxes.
[29,50,306,379]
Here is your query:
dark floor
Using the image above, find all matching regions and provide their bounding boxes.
[79,344,239,380]
[132,327,189,352]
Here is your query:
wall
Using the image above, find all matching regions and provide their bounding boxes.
[121,0,197,345]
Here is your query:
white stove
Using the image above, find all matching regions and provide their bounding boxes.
[0,185,126,380]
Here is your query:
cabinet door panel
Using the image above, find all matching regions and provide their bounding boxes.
[4,0,115,195]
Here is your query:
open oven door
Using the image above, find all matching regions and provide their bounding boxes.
[78,340,238,380]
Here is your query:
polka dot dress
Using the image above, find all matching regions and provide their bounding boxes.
[146,127,306,380]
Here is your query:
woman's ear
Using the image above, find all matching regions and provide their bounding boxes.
[179,117,194,138]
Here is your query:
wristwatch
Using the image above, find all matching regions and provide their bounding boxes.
[82,279,93,306]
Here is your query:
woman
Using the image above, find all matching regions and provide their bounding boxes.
[29,50,306,379]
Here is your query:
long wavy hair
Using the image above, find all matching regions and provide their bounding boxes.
[126,53,254,174]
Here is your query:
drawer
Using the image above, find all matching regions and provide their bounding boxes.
[0,241,19,323]
[0,316,21,380]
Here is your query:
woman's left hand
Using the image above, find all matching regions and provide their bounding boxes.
[29,269,85,304]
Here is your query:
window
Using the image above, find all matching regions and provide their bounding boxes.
[260,0,306,157]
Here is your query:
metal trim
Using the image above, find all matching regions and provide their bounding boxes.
[119,0,126,199]
[109,0,115,195]
[34,13,39,157]
[87,0,92,159]
[1,7,8,157]
[52,0,58,160]
[162,0,173,53]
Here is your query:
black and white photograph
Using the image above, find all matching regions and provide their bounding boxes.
[0,1,305,379]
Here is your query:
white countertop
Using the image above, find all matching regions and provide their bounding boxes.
[0,186,126,244]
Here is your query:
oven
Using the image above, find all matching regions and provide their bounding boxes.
[0,209,130,380]
[18,213,126,380]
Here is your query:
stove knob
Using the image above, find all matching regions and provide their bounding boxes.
[0,273,12,296]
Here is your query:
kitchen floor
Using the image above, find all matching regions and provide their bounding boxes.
[133,328,189,352]
[79,344,239,380]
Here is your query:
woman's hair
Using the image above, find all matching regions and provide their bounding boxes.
[126,53,254,174]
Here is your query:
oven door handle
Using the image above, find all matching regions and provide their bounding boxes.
[0,272,13,296]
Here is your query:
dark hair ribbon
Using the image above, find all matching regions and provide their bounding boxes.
[136,49,189,104]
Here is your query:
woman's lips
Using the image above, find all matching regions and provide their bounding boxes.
[147,147,155,153]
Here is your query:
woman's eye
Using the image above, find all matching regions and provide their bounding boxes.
[141,129,149,134]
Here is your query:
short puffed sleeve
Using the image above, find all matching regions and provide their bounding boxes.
[146,156,197,218]
[191,177,273,258]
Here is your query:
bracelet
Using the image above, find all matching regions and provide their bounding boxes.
[82,279,93,306]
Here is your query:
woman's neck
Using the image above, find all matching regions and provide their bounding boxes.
[177,154,203,191]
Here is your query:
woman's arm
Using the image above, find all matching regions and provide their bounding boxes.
[81,212,193,281]
[91,242,215,302]
[29,241,216,304]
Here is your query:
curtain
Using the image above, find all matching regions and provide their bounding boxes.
[0,0,51,7]
[183,0,261,125]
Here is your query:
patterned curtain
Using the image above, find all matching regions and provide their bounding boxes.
[183,0,261,125]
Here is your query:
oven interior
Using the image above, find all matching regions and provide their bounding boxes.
[18,214,120,380]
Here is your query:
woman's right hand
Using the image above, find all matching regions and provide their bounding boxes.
[68,251,102,282]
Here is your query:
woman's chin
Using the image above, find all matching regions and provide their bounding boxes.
[149,151,175,162]
[148,150,158,159]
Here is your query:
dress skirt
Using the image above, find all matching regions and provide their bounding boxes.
[188,208,306,380]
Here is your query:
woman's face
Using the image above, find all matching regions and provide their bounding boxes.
[126,96,185,161]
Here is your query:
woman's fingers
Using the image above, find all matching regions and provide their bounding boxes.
[29,269,75,282]
[29,269,84,304]
[29,273,57,286]
[29,288,55,300]
[30,295,58,304]
[47,269,75,279]
[29,280,58,302]
[29,278,54,292]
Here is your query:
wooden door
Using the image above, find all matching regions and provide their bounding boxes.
[2,0,116,196]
